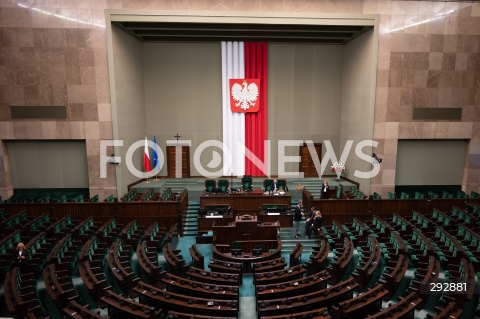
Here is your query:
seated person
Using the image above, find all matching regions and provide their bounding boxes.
[306,211,322,239]
[270,179,279,192]
[304,206,316,235]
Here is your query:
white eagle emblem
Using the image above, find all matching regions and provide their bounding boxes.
[231,80,259,110]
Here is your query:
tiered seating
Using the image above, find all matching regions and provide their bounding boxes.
[406,228,437,264]
[289,242,303,267]
[326,220,348,245]
[439,258,475,308]
[137,240,166,287]
[449,206,479,229]
[332,284,388,319]
[378,232,408,262]
[0,210,29,235]
[46,215,77,240]
[104,194,115,202]
[387,192,395,199]
[254,264,306,285]
[431,226,469,266]
[372,192,381,199]
[122,188,138,202]
[400,191,409,199]
[256,308,330,319]
[366,292,422,318]
[428,302,462,319]
[406,256,440,307]
[4,267,50,319]
[120,220,145,246]
[162,273,239,300]
[25,232,52,274]
[96,218,121,244]
[160,187,177,201]
[442,191,454,199]
[108,238,140,297]
[346,187,366,199]
[189,244,205,269]
[428,191,439,199]
[253,257,287,273]
[23,213,55,240]
[79,255,113,304]
[378,255,409,300]
[141,188,155,201]
[43,263,80,306]
[136,281,238,317]
[71,194,84,202]
[326,237,354,284]
[369,215,392,240]
[101,289,162,319]
[410,211,434,233]
[256,270,329,301]
[187,266,240,286]
[388,213,415,238]
[455,224,480,267]
[208,259,243,283]
[89,194,99,202]
[305,240,329,276]
[345,217,371,242]
[164,242,189,277]
[352,235,381,291]
[63,300,110,319]
[46,234,82,274]
[143,222,167,249]
[456,190,468,199]
[257,277,358,317]
[72,216,101,242]
[429,209,454,232]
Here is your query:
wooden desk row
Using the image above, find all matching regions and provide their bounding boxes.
[332,284,388,319]
[352,235,381,292]
[187,266,240,286]
[163,273,239,300]
[102,289,162,319]
[63,301,109,319]
[137,240,166,288]
[326,237,354,284]
[254,264,306,286]
[306,240,329,276]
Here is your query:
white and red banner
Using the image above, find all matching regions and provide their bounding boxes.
[222,42,268,176]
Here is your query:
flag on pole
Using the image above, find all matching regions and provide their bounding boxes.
[143,137,151,172]
[152,136,159,170]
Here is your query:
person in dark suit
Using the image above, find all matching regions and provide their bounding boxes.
[321,180,329,199]
[304,206,316,235]
[293,200,303,239]
[13,242,30,274]
[306,211,322,239]
[271,180,279,192]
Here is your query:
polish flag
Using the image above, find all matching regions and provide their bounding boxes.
[143,137,151,172]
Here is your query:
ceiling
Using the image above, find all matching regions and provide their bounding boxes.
[113,21,373,45]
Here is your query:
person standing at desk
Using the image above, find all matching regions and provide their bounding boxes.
[13,242,30,274]
[271,180,278,192]
[293,200,303,239]
[321,180,329,199]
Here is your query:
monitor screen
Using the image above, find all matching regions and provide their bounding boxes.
[231,249,242,257]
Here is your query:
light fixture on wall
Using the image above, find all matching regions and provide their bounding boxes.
[108,154,119,165]
[372,153,382,164]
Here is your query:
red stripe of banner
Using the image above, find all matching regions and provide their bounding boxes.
[245,42,268,176]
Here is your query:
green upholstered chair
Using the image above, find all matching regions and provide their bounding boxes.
[241,176,252,191]
[263,179,273,192]
[277,180,287,191]
[205,179,216,193]
[218,179,229,193]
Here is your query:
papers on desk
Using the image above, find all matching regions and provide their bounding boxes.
[267,213,280,215]
[206,215,223,218]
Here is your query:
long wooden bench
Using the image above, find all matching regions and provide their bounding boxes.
[108,238,140,297]
[63,300,110,319]
[253,257,287,273]
[352,235,381,292]
[326,237,354,284]
[187,266,240,286]
[164,242,189,277]
[257,277,358,318]
[332,284,388,319]
[101,289,162,319]
[378,254,409,300]
[306,240,329,276]
[208,258,243,282]
[289,242,303,267]
[254,264,306,285]
[135,281,238,317]
[162,273,239,300]
[365,292,422,318]
[79,260,113,306]
[256,270,330,302]
[259,308,330,319]
[137,240,166,288]
[43,263,79,306]
[189,244,205,269]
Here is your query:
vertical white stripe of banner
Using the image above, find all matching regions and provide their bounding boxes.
[222,41,245,177]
